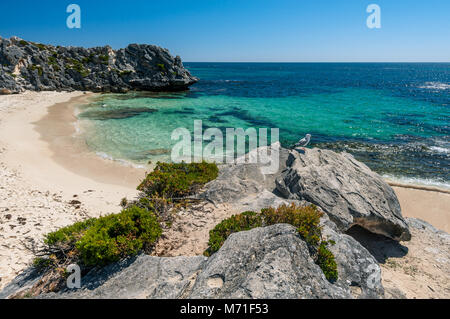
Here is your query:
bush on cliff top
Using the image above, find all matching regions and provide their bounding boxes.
[204,203,338,282]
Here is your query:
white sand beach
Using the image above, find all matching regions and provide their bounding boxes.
[0,91,144,289]
[0,91,448,297]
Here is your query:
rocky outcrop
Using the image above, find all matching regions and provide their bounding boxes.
[0,146,416,299]
[201,147,410,242]
[275,149,411,241]
[1,224,383,299]
[188,224,383,299]
[0,36,198,94]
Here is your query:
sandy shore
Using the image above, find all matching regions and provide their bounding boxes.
[0,91,144,289]
[392,186,450,233]
[0,91,448,295]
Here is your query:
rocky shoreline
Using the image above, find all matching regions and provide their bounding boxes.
[1,145,448,299]
[0,37,198,94]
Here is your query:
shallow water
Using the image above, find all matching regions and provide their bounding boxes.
[76,63,450,188]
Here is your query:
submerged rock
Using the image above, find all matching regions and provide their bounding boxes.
[78,107,157,120]
[0,36,198,93]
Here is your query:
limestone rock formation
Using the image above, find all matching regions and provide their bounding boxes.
[0,36,198,94]
[201,147,410,242]
[1,224,383,299]
[275,149,411,241]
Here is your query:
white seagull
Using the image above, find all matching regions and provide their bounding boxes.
[294,134,311,151]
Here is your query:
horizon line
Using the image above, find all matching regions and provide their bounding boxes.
[184,61,450,63]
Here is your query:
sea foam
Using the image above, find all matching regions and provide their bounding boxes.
[383,174,450,190]
[418,82,450,91]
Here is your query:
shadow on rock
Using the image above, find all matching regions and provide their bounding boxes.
[346,225,408,263]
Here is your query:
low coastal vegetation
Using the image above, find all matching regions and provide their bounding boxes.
[137,161,219,199]
[28,162,218,295]
[204,204,338,282]
[34,206,161,270]
[28,161,338,296]
[121,161,219,226]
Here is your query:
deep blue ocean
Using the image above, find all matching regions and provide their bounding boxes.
[76,63,450,188]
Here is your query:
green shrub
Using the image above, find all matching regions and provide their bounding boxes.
[317,241,338,282]
[261,204,322,246]
[157,63,166,71]
[44,218,97,246]
[66,58,90,77]
[81,55,94,64]
[37,206,162,269]
[205,211,262,256]
[119,70,133,77]
[76,206,162,266]
[137,161,219,199]
[99,55,109,64]
[33,257,54,271]
[19,40,28,46]
[35,43,47,51]
[204,203,338,282]
[29,65,43,76]
[48,56,57,65]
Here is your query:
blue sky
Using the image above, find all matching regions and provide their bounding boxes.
[1,0,449,62]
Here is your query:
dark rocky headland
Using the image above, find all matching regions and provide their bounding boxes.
[0,36,198,94]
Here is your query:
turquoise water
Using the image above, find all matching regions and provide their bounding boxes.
[76,63,450,188]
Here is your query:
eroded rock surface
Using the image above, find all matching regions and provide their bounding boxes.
[0,36,197,94]
[275,149,411,241]
[202,147,410,241]
[1,224,384,299]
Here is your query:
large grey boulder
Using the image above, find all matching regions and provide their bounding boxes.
[1,224,383,299]
[0,36,198,94]
[189,224,350,299]
[275,149,411,241]
[189,224,383,299]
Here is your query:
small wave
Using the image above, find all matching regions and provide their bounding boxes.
[429,146,450,154]
[383,174,450,190]
[95,152,146,169]
[418,82,450,91]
